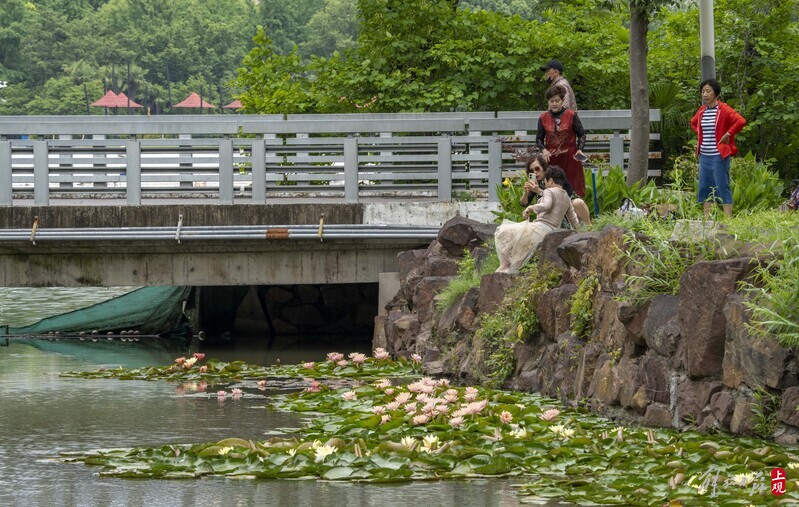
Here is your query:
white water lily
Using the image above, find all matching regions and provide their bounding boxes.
[422,435,439,449]
[731,472,756,487]
[400,436,416,449]
[218,446,234,456]
[548,424,565,435]
[560,428,575,439]
[311,440,323,449]
[313,444,337,462]
[788,462,799,470]
[287,448,296,457]
[511,427,528,439]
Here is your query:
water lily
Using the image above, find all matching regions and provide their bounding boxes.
[216,390,227,398]
[386,401,401,411]
[371,405,386,414]
[731,472,756,487]
[184,357,197,367]
[384,388,395,396]
[192,352,205,361]
[511,427,528,439]
[302,361,315,369]
[449,416,465,427]
[326,352,344,362]
[199,365,208,373]
[788,462,799,470]
[404,402,419,413]
[311,440,323,449]
[218,446,233,455]
[349,352,367,364]
[421,435,439,453]
[373,348,390,360]
[305,381,321,393]
[464,387,479,401]
[540,408,560,421]
[412,413,429,425]
[549,424,565,435]
[499,411,513,424]
[437,378,450,387]
[380,414,391,425]
[400,436,416,449]
[336,360,348,367]
[410,353,422,363]
[287,448,296,457]
[313,444,337,462]
[394,392,412,405]
[175,357,186,365]
[374,378,392,389]
[257,380,267,387]
[231,388,243,397]
[560,428,575,439]
[342,391,357,401]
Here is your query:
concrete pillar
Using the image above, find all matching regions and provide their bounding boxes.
[437,137,452,202]
[344,137,358,203]
[0,141,11,205]
[251,136,266,204]
[33,141,49,206]
[126,138,141,205]
[699,0,716,81]
[610,130,624,168]
[488,139,502,203]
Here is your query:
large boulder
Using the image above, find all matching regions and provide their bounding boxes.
[385,310,421,355]
[593,293,638,357]
[642,295,681,357]
[411,276,454,323]
[679,258,758,378]
[536,284,577,340]
[587,226,629,291]
[477,272,517,315]
[617,299,650,346]
[536,229,576,270]
[643,404,674,428]
[722,295,791,390]
[641,354,671,405]
[676,379,723,423]
[436,287,479,340]
[436,215,497,257]
[556,231,599,271]
[779,387,799,428]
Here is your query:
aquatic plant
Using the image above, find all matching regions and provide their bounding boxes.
[60,374,799,506]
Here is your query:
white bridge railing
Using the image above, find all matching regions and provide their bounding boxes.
[0,111,660,206]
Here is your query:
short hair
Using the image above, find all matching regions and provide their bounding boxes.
[545,85,566,100]
[544,165,568,187]
[525,153,549,174]
[700,78,721,97]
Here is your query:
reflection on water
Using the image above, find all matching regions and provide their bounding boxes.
[0,288,537,506]
[0,287,138,328]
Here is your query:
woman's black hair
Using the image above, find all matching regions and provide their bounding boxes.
[700,78,721,97]
[545,85,566,100]
[525,152,549,174]
[543,165,568,187]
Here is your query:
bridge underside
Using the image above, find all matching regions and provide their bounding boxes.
[0,240,424,287]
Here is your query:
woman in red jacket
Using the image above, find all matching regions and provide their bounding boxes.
[690,78,746,218]
[536,86,587,197]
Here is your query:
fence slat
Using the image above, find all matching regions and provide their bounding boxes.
[219,136,234,204]
[344,138,358,203]
[33,141,49,206]
[488,140,502,203]
[251,136,266,204]
[437,137,452,202]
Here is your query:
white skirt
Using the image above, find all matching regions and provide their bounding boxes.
[494,219,555,273]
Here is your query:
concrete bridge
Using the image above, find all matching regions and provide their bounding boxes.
[0,111,660,288]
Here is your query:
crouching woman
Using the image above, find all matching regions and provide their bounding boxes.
[495,165,579,273]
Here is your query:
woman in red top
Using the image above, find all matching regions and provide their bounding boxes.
[536,85,587,197]
[689,78,746,217]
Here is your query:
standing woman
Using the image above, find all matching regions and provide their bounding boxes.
[536,86,587,197]
[690,78,746,218]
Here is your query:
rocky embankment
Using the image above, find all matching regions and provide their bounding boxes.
[375,216,799,443]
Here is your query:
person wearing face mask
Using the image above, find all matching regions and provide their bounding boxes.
[539,59,576,112]
[690,78,746,218]
[536,85,587,197]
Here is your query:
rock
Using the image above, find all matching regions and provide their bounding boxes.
[477,272,517,315]
[590,359,618,405]
[779,387,799,428]
[385,311,420,355]
[642,295,681,357]
[426,256,459,277]
[436,215,497,257]
[425,360,445,375]
[587,226,628,291]
[372,315,388,350]
[536,284,576,341]
[617,299,650,346]
[536,229,576,270]
[616,357,641,408]
[729,397,756,435]
[593,293,637,357]
[641,354,671,405]
[722,295,790,389]
[436,287,479,339]
[556,231,599,271]
[774,427,799,446]
[676,379,722,423]
[548,334,585,402]
[631,386,649,414]
[679,258,758,378]
[709,390,735,428]
[643,404,673,428]
[514,343,536,377]
[397,250,428,297]
[411,276,454,323]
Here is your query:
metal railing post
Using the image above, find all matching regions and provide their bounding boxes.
[126,137,141,205]
[219,135,234,204]
[437,137,452,202]
[33,140,49,206]
[610,130,624,168]
[344,137,358,203]
[488,139,502,203]
[0,141,11,205]
[251,135,266,204]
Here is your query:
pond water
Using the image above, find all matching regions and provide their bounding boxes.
[0,288,536,507]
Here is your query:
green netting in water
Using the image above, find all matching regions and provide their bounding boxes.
[0,286,192,337]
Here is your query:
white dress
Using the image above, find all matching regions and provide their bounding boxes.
[495,187,579,273]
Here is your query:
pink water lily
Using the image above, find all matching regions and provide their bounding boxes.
[231,388,243,397]
[380,414,391,425]
[336,360,348,367]
[175,357,186,365]
[410,353,422,363]
[305,381,321,393]
[540,408,561,421]
[342,391,357,401]
[257,379,267,388]
[199,365,208,373]
[371,405,386,414]
[384,388,395,396]
[192,353,205,361]
[216,390,227,398]
[348,352,367,365]
[449,416,464,427]
[412,413,430,425]
[303,361,315,369]
[326,352,344,363]
[500,411,513,424]
[373,348,390,360]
